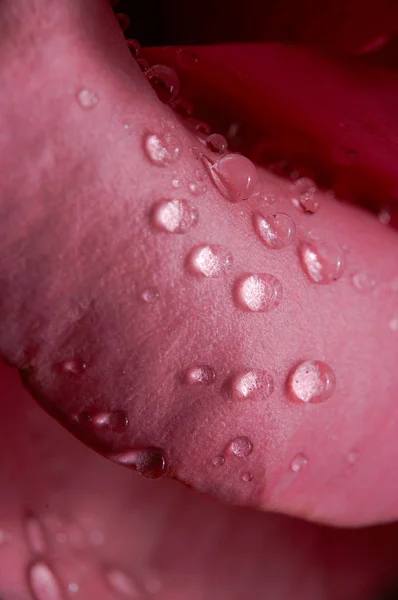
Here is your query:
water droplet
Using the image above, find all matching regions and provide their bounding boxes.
[140,288,160,304]
[234,273,283,312]
[144,132,181,166]
[293,178,319,213]
[116,12,130,31]
[378,207,391,225]
[68,583,79,594]
[288,360,336,404]
[104,567,139,597]
[241,471,253,482]
[176,48,199,70]
[24,515,47,555]
[347,449,359,465]
[299,241,345,284]
[151,198,198,233]
[77,89,99,109]
[126,38,140,57]
[28,561,64,600]
[253,212,296,249]
[111,447,168,479]
[58,358,87,375]
[389,317,398,331]
[187,244,233,277]
[212,455,225,467]
[206,133,228,154]
[290,452,308,472]
[137,58,149,72]
[171,98,194,118]
[184,365,216,385]
[78,410,129,433]
[188,181,207,196]
[172,178,182,188]
[210,154,258,201]
[230,369,274,400]
[352,271,376,292]
[227,436,253,458]
[145,65,180,104]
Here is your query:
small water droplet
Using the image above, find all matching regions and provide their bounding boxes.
[68,583,79,594]
[78,410,129,433]
[116,12,130,31]
[290,452,308,472]
[206,133,228,154]
[378,207,391,225]
[253,212,296,249]
[145,65,180,104]
[230,369,274,400]
[188,181,207,196]
[140,288,160,304]
[172,178,182,188]
[126,38,140,57]
[77,88,99,109]
[299,241,345,284]
[209,154,258,201]
[184,365,216,385]
[151,198,198,233]
[144,132,181,166]
[104,567,139,597]
[241,471,253,482]
[352,271,376,292]
[28,561,64,600]
[227,436,253,458]
[251,190,275,206]
[212,455,225,467]
[234,273,283,312]
[111,447,168,479]
[347,449,359,464]
[389,317,398,331]
[58,358,87,375]
[137,58,149,72]
[24,515,47,555]
[293,178,319,213]
[288,360,336,404]
[187,244,233,277]
[176,48,199,70]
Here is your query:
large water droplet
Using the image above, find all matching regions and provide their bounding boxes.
[352,271,376,293]
[145,65,180,104]
[140,287,160,304]
[184,365,216,385]
[227,436,253,458]
[24,515,47,555]
[111,447,168,479]
[28,561,64,600]
[299,241,345,284]
[206,133,228,154]
[176,48,199,70]
[104,567,140,597]
[290,452,308,472]
[210,154,258,201]
[144,132,181,166]
[288,360,336,403]
[76,88,99,109]
[151,198,198,233]
[253,212,296,249]
[234,273,283,312]
[230,369,274,400]
[187,244,233,277]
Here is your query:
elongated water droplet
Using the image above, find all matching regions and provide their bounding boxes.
[209,154,258,201]
[227,436,253,458]
[187,244,233,277]
[151,198,198,233]
[299,241,345,284]
[230,369,274,400]
[253,212,296,249]
[184,365,216,385]
[140,288,160,304]
[352,271,376,292]
[28,561,64,600]
[25,515,47,555]
[241,471,253,482]
[104,567,140,597]
[145,65,180,104]
[234,273,283,312]
[206,133,228,154]
[176,48,199,70]
[126,38,140,57]
[144,132,181,166]
[78,410,129,433]
[111,447,168,479]
[288,360,336,403]
[77,88,99,109]
[212,455,225,467]
[290,452,308,472]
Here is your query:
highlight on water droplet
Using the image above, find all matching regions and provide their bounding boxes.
[290,452,308,473]
[24,514,47,555]
[187,244,233,277]
[288,360,336,404]
[209,154,258,201]
[183,365,216,385]
[241,471,253,482]
[253,212,296,249]
[144,131,181,166]
[126,38,140,57]
[206,133,228,154]
[145,64,180,104]
[111,447,168,479]
[212,455,225,467]
[234,273,283,312]
[28,560,64,600]
[352,271,376,293]
[229,369,274,400]
[299,240,345,284]
[104,566,140,597]
[176,48,199,70]
[76,88,99,109]
[227,436,253,458]
[151,198,198,233]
